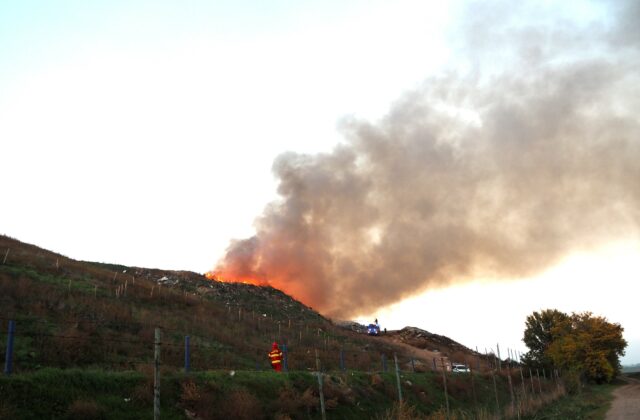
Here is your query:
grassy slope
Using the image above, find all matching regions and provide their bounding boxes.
[0,234,406,373]
[0,368,520,419]
[1,235,579,419]
[521,382,618,420]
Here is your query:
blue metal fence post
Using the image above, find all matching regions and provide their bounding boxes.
[382,354,387,372]
[282,344,288,372]
[340,349,345,371]
[184,335,190,373]
[4,320,15,375]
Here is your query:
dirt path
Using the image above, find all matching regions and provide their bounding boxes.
[606,376,640,420]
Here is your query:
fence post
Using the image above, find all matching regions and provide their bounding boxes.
[184,336,190,373]
[507,364,515,412]
[468,357,478,415]
[440,357,450,418]
[519,364,527,402]
[2,248,9,264]
[433,358,437,370]
[394,353,403,402]
[492,369,500,415]
[315,349,326,420]
[283,344,288,373]
[4,320,15,375]
[340,349,345,372]
[154,328,161,420]
[381,354,387,372]
[529,368,535,395]
[410,358,415,373]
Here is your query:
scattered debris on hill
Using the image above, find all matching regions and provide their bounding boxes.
[388,327,477,356]
[114,266,328,323]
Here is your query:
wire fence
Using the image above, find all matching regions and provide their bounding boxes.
[0,249,566,418]
[1,316,566,419]
[1,316,551,375]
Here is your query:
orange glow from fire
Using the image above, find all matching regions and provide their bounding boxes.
[203,268,314,311]
[204,270,268,287]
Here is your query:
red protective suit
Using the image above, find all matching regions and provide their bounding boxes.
[268,342,284,372]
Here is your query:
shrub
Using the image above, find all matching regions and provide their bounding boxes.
[180,379,201,407]
[219,388,264,420]
[67,399,105,420]
[375,401,423,420]
[562,370,583,395]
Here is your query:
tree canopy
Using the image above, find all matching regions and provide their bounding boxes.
[522,309,568,370]
[522,309,627,383]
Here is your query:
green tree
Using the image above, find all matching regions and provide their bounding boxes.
[522,309,569,370]
[547,312,627,383]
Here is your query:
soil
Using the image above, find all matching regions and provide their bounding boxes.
[605,376,640,420]
[378,334,450,370]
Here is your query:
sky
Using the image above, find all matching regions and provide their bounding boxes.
[1,1,639,364]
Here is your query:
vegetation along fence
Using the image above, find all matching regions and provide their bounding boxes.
[2,317,565,419]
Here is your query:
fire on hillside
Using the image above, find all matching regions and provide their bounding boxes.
[204,271,268,287]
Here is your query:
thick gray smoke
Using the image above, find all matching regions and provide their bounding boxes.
[216,1,640,318]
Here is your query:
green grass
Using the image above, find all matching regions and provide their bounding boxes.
[521,383,617,420]
[0,235,574,418]
[0,368,184,419]
[0,368,519,419]
[0,265,96,294]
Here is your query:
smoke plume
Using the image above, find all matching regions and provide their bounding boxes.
[215,1,640,318]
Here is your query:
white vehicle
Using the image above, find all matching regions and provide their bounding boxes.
[452,363,470,373]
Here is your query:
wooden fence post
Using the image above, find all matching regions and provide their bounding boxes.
[492,368,500,415]
[394,353,403,402]
[507,365,515,412]
[154,328,161,420]
[440,357,450,419]
[529,368,535,395]
[2,248,9,264]
[519,364,527,402]
[184,336,190,373]
[315,349,326,420]
[468,358,478,415]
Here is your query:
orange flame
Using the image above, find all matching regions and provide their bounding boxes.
[204,270,268,287]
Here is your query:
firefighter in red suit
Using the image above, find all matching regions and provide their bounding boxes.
[268,342,284,372]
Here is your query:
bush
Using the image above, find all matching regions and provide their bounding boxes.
[67,399,105,420]
[219,388,264,420]
[562,371,583,395]
[375,401,422,420]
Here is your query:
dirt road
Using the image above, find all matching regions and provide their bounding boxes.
[606,376,640,420]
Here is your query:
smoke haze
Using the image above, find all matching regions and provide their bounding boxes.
[215,0,640,318]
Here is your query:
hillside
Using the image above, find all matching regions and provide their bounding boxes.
[1,235,540,419]
[0,234,483,373]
